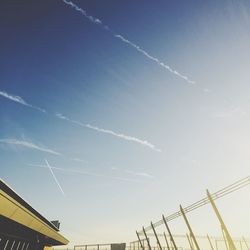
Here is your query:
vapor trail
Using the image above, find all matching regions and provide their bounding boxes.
[0,138,61,156]
[29,163,143,183]
[124,170,154,178]
[0,89,161,152]
[85,124,162,152]
[61,0,195,84]
[45,159,65,195]
[0,90,46,113]
[56,113,161,152]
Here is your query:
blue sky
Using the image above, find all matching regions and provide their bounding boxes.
[1,0,250,246]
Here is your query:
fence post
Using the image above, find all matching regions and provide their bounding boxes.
[207,190,236,250]
[163,232,170,250]
[243,237,250,250]
[221,227,229,250]
[162,215,178,250]
[143,227,152,250]
[186,233,194,250]
[151,222,162,250]
[180,205,200,250]
[136,231,144,250]
[207,234,214,250]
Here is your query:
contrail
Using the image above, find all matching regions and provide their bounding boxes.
[124,170,154,178]
[111,167,154,178]
[85,124,162,152]
[0,138,61,156]
[29,163,144,183]
[113,35,195,84]
[0,89,161,152]
[61,0,195,84]
[72,158,87,163]
[0,90,46,113]
[56,113,161,152]
[45,159,65,195]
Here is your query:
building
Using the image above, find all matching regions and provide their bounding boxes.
[0,179,69,249]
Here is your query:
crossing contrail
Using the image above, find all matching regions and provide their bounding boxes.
[61,0,195,84]
[45,159,65,195]
[56,113,161,152]
[29,163,144,183]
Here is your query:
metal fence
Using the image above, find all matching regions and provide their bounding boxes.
[134,176,250,250]
[53,176,250,250]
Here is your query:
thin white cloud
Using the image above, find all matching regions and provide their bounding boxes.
[125,170,154,178]
[56,113,161,152]
[0,89,160,152]
[55,112,68,120]
[72,158,88,163]
[45,159,65,195]
[203,88,212,93]
[214,107,247,118]
[0,91,27,105]
[111,167,154,178]
[61,0,195,85]
[28,163,143,183]
[62,0,102,25]
[114,35,195,84]
[0,90,161,152]
[0,138,61,156]
[0,90,46,113]
[85,124,162,152]
[56,112,84,127]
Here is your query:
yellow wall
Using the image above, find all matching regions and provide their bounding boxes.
[0,190,69,245]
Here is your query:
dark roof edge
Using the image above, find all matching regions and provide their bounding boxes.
[0,179,59,232]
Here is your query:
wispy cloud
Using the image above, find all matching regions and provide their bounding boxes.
[61,0,195,85]
[203,88,212,93]
[114,35,195,84]
[0,90,46,113]
[86,124,161,152]
[56,113,161,152]
[62,0,103,25]
[45,159,65,195]
[0,90,160,152]
[214,107,247,118]
[55,113,68,120]
[125,170,154,178]
[72,158,88,163]
[28,163,143,183]
[0,138,61,156]
[111,167,154,178]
